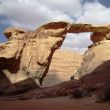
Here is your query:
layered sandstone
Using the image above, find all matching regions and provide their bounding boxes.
[71,32,110,102]
[43,50,82,86]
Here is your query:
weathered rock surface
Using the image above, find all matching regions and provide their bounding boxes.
[0,22,71,92]
[74,40,110,79]
[1,22,110,87]
[72,34,110,102]
[1,22,110,100]
[43,50,82,86]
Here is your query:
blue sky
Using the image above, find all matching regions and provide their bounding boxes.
[0,0,110,52]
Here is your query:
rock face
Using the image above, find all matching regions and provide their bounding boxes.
[1,22,110,87]
[74,35,110,79]
[72,32,110,102]
[43,50,82,86]
[1,22,110,99]
[0,22,71,90]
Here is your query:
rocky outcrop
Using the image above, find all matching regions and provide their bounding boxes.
[1,21,110,100]
[0,22,71,91]
[74,35,110,79]
[43,50,82,86]
[0,79,80,100]
[1,22,110,87]
[72,32,110,102]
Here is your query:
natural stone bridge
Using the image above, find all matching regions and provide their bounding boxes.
[0,21,110,91]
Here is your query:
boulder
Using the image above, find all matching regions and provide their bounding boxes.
[1,22,110,88]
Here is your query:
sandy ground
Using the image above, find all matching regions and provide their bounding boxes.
[0,97,110,110]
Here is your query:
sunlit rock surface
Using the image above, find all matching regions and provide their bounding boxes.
[0,21,110,98]
[43,50,82,86]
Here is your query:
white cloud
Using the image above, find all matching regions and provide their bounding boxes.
[77,1,110,25]
[0,0,110,52]
[0,0,75,29]
[61,33,92,52]
[38,0,83,18]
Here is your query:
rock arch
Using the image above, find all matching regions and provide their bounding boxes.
[0,21,110,89]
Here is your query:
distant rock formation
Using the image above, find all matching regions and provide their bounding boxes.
[72,30,110,102]
[43,50,82,86]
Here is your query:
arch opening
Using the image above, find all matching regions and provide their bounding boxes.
[45,32,93,86]
[60,32,92,53]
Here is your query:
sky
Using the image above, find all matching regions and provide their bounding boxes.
[0,0,110,52]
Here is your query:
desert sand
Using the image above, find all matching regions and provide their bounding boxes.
[0,97,110,110]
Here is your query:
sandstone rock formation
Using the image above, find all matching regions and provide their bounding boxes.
[0,22,72,92]
[74,33,110,79]
[43,50,82,86]
[71,30,110,102]
[1,21,110,99]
